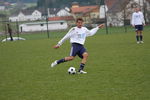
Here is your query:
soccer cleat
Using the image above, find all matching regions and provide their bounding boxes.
[78,70,87,74]
[140,41,144,43]
[51,60,58,67]
[137,41,140,44]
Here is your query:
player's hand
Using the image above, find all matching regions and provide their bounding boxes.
[98,24,105,28]
[53,45,60,49]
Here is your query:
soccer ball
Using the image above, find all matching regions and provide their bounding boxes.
[68,67,76,74]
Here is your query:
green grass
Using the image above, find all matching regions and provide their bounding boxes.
[0,29,150,100]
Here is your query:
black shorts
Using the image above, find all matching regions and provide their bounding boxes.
[135,25,143,31]
[70,43,87,59]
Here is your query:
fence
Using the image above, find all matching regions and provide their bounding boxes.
[0,20,149,42]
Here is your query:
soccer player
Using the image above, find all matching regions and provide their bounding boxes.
[131,7,145,44]
[51,18,104,74]
[7,24,13,41]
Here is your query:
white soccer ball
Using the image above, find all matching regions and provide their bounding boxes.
[68,67,76,74]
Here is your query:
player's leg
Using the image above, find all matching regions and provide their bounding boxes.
[51,56,75,67]
[136,31,140,44]
[139,25,144,43]
[139,31,144,43]
[135,25,140,43]
[78,52,88,73]
[57,56,75,64]
[77,45,88,74]
[81,52,88,64]
[51,43,78,67]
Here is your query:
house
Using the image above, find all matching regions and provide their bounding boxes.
[48,16,74,26]
[0,5,5,11]
[19,20,68,32]
[46,7,74,25]
[71,2,100,23]
[46,8,61,17]
[57,8,71,16]
[9,10,42,22]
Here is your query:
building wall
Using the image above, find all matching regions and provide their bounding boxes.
[19,21,68,32]
[99,5,108,19]
[0,6,5,10]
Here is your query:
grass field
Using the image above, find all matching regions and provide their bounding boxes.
[0,28,150,100]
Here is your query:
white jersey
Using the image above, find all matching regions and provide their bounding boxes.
[131,11,145,26]
[58,26,99,46]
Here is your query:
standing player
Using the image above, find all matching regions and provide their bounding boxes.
[51,18,104,74]
[131,7,145,44]
[7,24,13,41]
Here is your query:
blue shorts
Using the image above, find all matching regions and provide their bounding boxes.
[70,43,87,59]
[135,25,143,31]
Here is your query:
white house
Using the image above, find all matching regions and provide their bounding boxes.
[99,5,108,19]
[57,8,71,16]
[9,10,42,22]
[19,20,68,32]
[0,6,5,11]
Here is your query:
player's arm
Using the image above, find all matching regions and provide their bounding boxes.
[86,24,104,37]
[53,28,75,49]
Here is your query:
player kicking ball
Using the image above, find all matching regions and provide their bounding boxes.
[51,18,104,74]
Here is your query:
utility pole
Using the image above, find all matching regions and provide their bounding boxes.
[46,9,49,38]
[139,0,141,5]
[123,9,127,33]
[104,0,108,34]
[16,20,20,40]
[142,0,146,24]
[45,1,49,38]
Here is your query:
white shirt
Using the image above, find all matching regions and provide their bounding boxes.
[58,26,99,46]
[131,11,145,26]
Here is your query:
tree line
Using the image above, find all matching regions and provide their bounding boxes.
[3,0,37,3]
[37,0,100,8]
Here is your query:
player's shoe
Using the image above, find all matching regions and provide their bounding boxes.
[137,41,140,44]
[51,60,58,67]
[140,41,144,43]
[78,70,87,74]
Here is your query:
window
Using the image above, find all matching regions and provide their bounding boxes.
[60,22,64,25]
[41,24,44,26]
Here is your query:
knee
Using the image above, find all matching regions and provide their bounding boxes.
[83,53,89,58]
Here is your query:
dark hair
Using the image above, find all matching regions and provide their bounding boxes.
[76,18,84,22]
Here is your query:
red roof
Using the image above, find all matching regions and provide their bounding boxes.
[71,5,99,14]
[48,16,74,21]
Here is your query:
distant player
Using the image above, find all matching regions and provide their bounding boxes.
[51,18,104,74]
[7,24,13,41]
[131,7,145,44]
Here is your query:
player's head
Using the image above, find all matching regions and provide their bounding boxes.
[135,7,140,12]
[76,18,84,28]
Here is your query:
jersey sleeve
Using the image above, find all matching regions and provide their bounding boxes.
[86,27,99,37]
[57,27,75,46]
